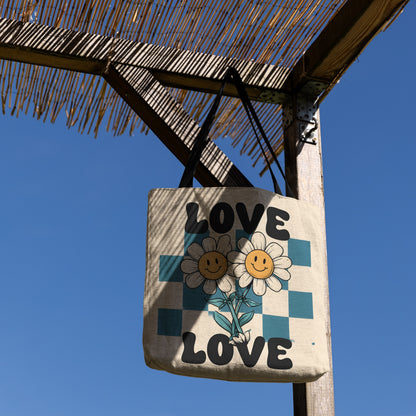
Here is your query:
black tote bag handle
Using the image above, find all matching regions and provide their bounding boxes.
[179,70,232,189]
[179,67,292,197]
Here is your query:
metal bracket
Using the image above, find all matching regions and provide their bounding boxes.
[282,95,318,145]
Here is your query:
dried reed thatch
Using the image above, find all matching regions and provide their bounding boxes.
[0,0,349,166]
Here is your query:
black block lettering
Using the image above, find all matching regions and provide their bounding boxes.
[236,203,264,234]
[236,336,265,368]
[266,207,290,240]
[181,332,206,364]
[210,203,234,234]
[185,203,208,234]
[207,334,233,365]
[267,337,293,369]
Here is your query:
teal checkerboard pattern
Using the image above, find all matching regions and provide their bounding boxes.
[157,231,314,340]
[263,315,290,340]
[183,284,213,311]
[288,238,311,267]
[159,255,183,282]
[184,232,209,253]
[289,291,314,319]
[157,308,182,336]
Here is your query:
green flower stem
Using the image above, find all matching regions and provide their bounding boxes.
[235,285,251,315]
[221,291,243,335]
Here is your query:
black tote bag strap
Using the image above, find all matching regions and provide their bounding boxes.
[179,67,292,197]
[179,70,232,188]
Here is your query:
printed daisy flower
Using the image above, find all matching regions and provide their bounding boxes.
[180,235,234,295]
[228,232,292,296]
[230,331,251,346]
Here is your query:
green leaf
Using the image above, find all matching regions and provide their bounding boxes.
[244,298,261,307]
[213,311,232,333]
[208,298,226,308]
[229,293,236,301]
[239,311,254,327]
[231,320,238,337]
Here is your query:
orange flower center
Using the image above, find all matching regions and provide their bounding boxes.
[245,249,274,279]
[198,251,228,280]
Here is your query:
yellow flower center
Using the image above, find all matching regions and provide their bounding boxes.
[198,251,228,280]
[245,249,274,279]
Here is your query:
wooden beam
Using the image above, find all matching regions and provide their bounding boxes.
[103,63,252,187]
[283,100,334,415]
[0,0,409,187]
[284,0,409,99]
[0,17,289,103]
[0,0,409,107]
[0,17,252,187]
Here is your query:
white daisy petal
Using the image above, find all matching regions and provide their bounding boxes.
[265,242,283,259]
[203,279,217,294]
[238,238,254,255]
[181,258,198,274]
[266,275,282,292]
[239,271,253,287]
[216,235,232,255]
[227,250,246,264]
[273,268,291,281]
[217,275,232,292]
[186,272,205,288]
[227,263,236,276]
[202,237,216,252]
[253,278,266,296]
[274,256,292,269]
[251,232,266,250]
[225,273,235,285]
[233,263,247,278]
[233,336,242,344]
[187,242,205,260]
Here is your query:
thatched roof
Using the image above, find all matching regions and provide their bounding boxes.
[0,0,409,174]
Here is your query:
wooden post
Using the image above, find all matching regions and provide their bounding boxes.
[283,97,334,416]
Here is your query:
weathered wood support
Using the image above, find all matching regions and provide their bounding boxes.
[103,63,252,187]
[284,0,409,101]
[0,17,289,103]
[283,98,334,416]
[0,17,254,187]
[0,0,408,106]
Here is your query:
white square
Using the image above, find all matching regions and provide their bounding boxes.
[288,265,314,292]
[262,289,289,317]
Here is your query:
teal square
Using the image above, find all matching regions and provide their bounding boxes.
[263,315,290,340]
[157,308,182,336]
[183,283,217,311]
[288,239,311,267]
[184,231,209,254]
[236,229,251,244]
[289,291,313,319]
[159,255,184,282]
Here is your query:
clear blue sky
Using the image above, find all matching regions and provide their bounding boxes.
[1,3,415,415]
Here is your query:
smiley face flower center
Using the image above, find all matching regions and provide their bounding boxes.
[198,251,228,280]
[245,249,274,279]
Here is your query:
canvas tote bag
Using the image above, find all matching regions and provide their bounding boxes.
[143,69,330,382]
